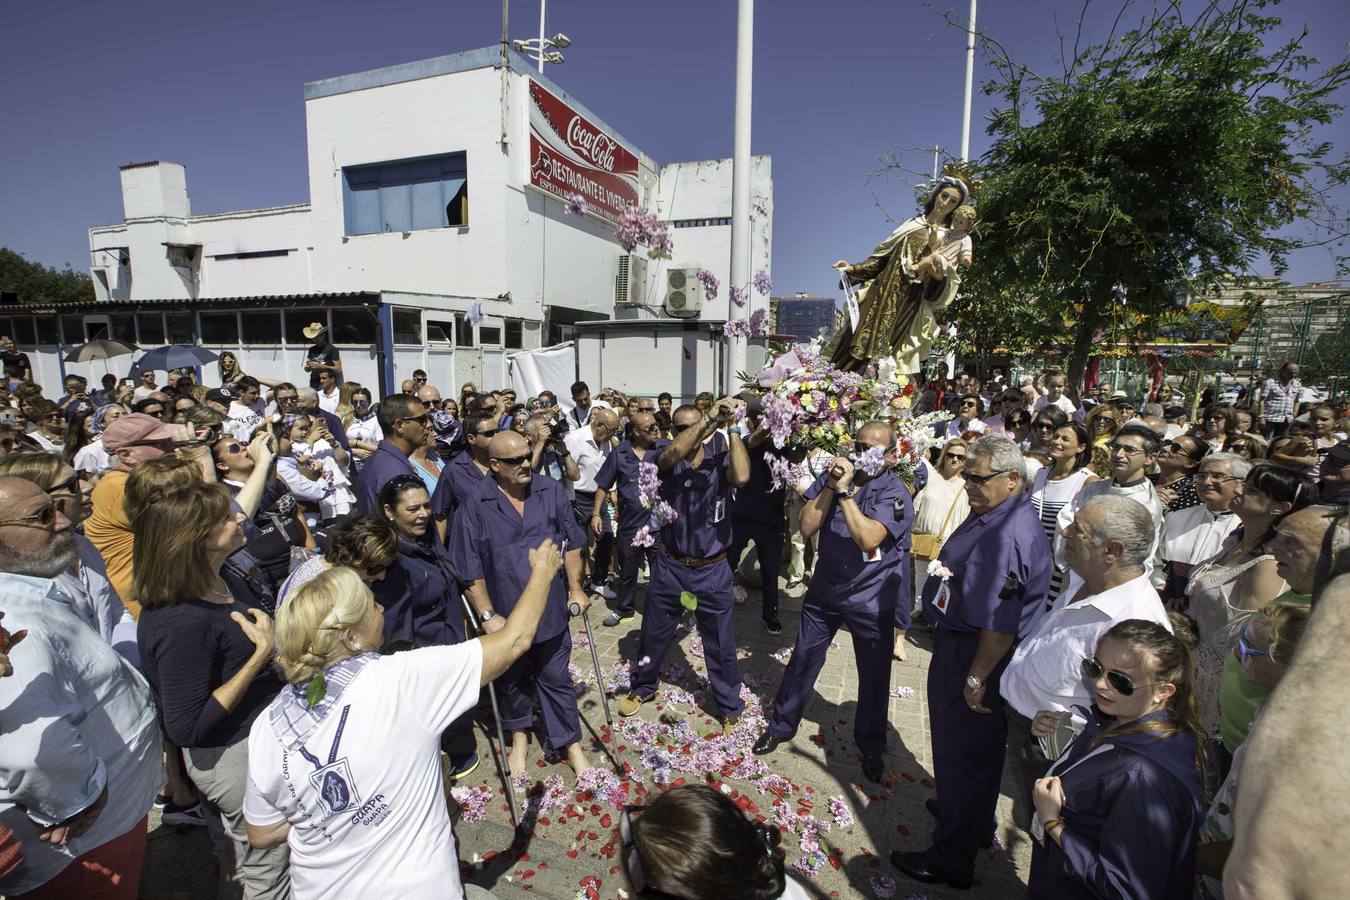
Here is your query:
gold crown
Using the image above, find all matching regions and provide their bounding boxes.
[941,161,981,195]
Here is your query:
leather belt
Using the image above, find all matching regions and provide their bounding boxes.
[659,544,727,568]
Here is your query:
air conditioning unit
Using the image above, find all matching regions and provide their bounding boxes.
[664,266,704,318]
[614,254,648,307]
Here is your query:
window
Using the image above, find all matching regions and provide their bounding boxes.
[329,308,370,345]
[427,319,454,344]
[479,324,502,346]
[60,316,84,345]
[109,314,136,343]
[504,319,523,350]
[210,249,290,260]
[343,152,468,236]
[672,217,731,228]
[34,315,58,345]
[136,314,165,346]
[199,312,239,344]
[285,311,324,346]
[165,313,194,345]
[3,318,35,347]
[455,312,473,347]
[392,308,422,345]
[241,311,282,345]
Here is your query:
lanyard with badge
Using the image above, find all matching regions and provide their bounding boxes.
[295,705,361,822]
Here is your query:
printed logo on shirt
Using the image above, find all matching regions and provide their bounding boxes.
[309,758,361,821]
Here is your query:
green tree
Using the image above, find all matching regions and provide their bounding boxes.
[946,0,1348,387]
[0,247,94,305]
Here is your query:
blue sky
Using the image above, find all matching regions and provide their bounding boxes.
[2,0,1345,299]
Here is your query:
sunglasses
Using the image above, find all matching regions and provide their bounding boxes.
[1033,422,1055,431]
[1095,417,1118,427]
[964,469,1011,485]
[1236,618,1273,665]
[0,504,58,528]
[1081,656,1155,697]
[398,414,431,426]
[276,395,299,404]
[222,442,244,455]
[493,454,531,467]
[474,428,500,439]
[944,453,967,462]
[46,475,81,496]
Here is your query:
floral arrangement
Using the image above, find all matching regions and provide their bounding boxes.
[616,205,673,259]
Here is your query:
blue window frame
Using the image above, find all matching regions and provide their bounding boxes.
[342,152,468,235]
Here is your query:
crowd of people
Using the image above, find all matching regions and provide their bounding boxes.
[1,323,1348,900]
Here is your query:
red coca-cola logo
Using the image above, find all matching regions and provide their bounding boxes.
[565,115,617,172]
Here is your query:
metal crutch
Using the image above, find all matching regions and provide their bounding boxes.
[569,600,613,730]
[461,593,520,827]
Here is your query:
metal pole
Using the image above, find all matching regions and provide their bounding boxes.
[500,0,511,146]
[960,0,977,160]
[537,0,546,73]
[569,601,613,728]
[725,0,754,393]
[461,593,519,826]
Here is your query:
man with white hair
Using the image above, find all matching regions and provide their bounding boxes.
[1155,452,1246,604]
[1000,495,1172,825]
[0,477,163,898]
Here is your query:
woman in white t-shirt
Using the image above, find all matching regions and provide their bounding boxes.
[244,546,563,900]
[621,784,812,900]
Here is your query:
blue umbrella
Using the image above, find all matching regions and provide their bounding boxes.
[132,344,220,373]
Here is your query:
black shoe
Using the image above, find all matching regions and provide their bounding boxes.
[752,730,784,756]
[925,797,991,848]
[889,850,972,890]
[765,618,783,636]
[862,754,884,783]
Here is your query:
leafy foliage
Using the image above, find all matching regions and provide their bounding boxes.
[0,247,94,305]
[939,0,1348,382]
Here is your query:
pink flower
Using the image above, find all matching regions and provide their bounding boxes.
[565,192,588,216]
[753,270,773,295]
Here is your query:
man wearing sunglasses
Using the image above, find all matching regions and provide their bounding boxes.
[1000,496,1171,826]
[592,411,667,627]
[619,398,750,733]
[431,413,497,544]
[753,421,912,783]
[0,477,164,899]
[893,435,1050,890]
[354,394,425,515]
[449,430,592,775]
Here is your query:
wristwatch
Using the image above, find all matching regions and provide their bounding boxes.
[838,486,856,500]
[965,674,983,690]
[479,609,497,623]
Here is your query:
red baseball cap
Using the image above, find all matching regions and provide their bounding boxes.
[102,413,178,452]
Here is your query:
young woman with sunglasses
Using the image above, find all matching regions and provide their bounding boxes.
[1083,403,1122,476]
[1197,404,1238,454]
[1153,434,1207,512]
[1029,423,1099,602]
[1026,406,1068,454]
[620,784,811,899]
[1188,462,1316,739]
[1028,618,1206,900]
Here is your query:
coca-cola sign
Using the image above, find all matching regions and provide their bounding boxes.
[528,80,639,225]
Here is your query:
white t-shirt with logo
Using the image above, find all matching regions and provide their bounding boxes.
[244,641,483,900]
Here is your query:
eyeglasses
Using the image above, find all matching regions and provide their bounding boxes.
[474,428,500,439]
[636,424,661,434]
[1106,442,1145,455]
[1197,470,1239,483]
[493,454,531,467]
[1081,656,1155,697]
[620,807,648,894]
[964,469,1011,485]
[0,504,57,529]
[1236,619,1273,665]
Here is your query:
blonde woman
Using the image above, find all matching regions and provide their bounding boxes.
[244,543,563,899]
[904,439,971,659]
[336,381,364,430]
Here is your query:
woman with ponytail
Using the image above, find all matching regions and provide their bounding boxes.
[1027,617,1207,899]
[620,783,810,899]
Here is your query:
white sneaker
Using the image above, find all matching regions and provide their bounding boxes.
[592,583,617,600]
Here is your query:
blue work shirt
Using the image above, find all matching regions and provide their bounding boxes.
[372,534,465,649]
[449,473,584,643]
[594,439,668,537]
[802,469,912,612]
[921,492,1051,638]
[657,442,733,559]
[731,441,786,525]
[431,452,489,529]
[354,440,415,514]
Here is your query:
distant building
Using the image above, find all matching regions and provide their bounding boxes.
[771,293,836,342]
[1204,278,1348,375]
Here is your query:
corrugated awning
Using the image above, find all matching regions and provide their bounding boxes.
[0,291,382,314]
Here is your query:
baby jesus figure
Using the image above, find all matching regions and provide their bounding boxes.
[912,204,977,281]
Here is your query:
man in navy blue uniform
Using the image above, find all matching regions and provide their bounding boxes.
[752,421,912,782]
[451,430,593,775]
[617,399,750,732]
[353,393,424,514]
[891,434,1051,890]
[432,412,496,544]
[726,407,789,634]
[592,410,667,626]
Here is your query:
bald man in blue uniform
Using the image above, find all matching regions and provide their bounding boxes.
[891,435,1051,890]
[752,421,913,782]
[432,412,495,544]
[451,429,593,776]
[617,400,751,732]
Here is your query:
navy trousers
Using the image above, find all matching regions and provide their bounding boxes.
[611,529,649,618]
[924,625,1011,878]
[630,551,745,717]
[497,627,582,751]
[766,594,894,756]
[728,513,783,621]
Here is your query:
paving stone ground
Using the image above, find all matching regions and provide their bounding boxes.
[141,572,1034,899]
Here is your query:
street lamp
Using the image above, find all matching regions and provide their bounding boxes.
[513,33,571,70]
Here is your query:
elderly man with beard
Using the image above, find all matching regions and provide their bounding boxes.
[450,431,592,775]
[752,421,914,783]
[0,477,163,899]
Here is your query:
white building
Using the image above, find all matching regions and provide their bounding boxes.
[1,47,772,397]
